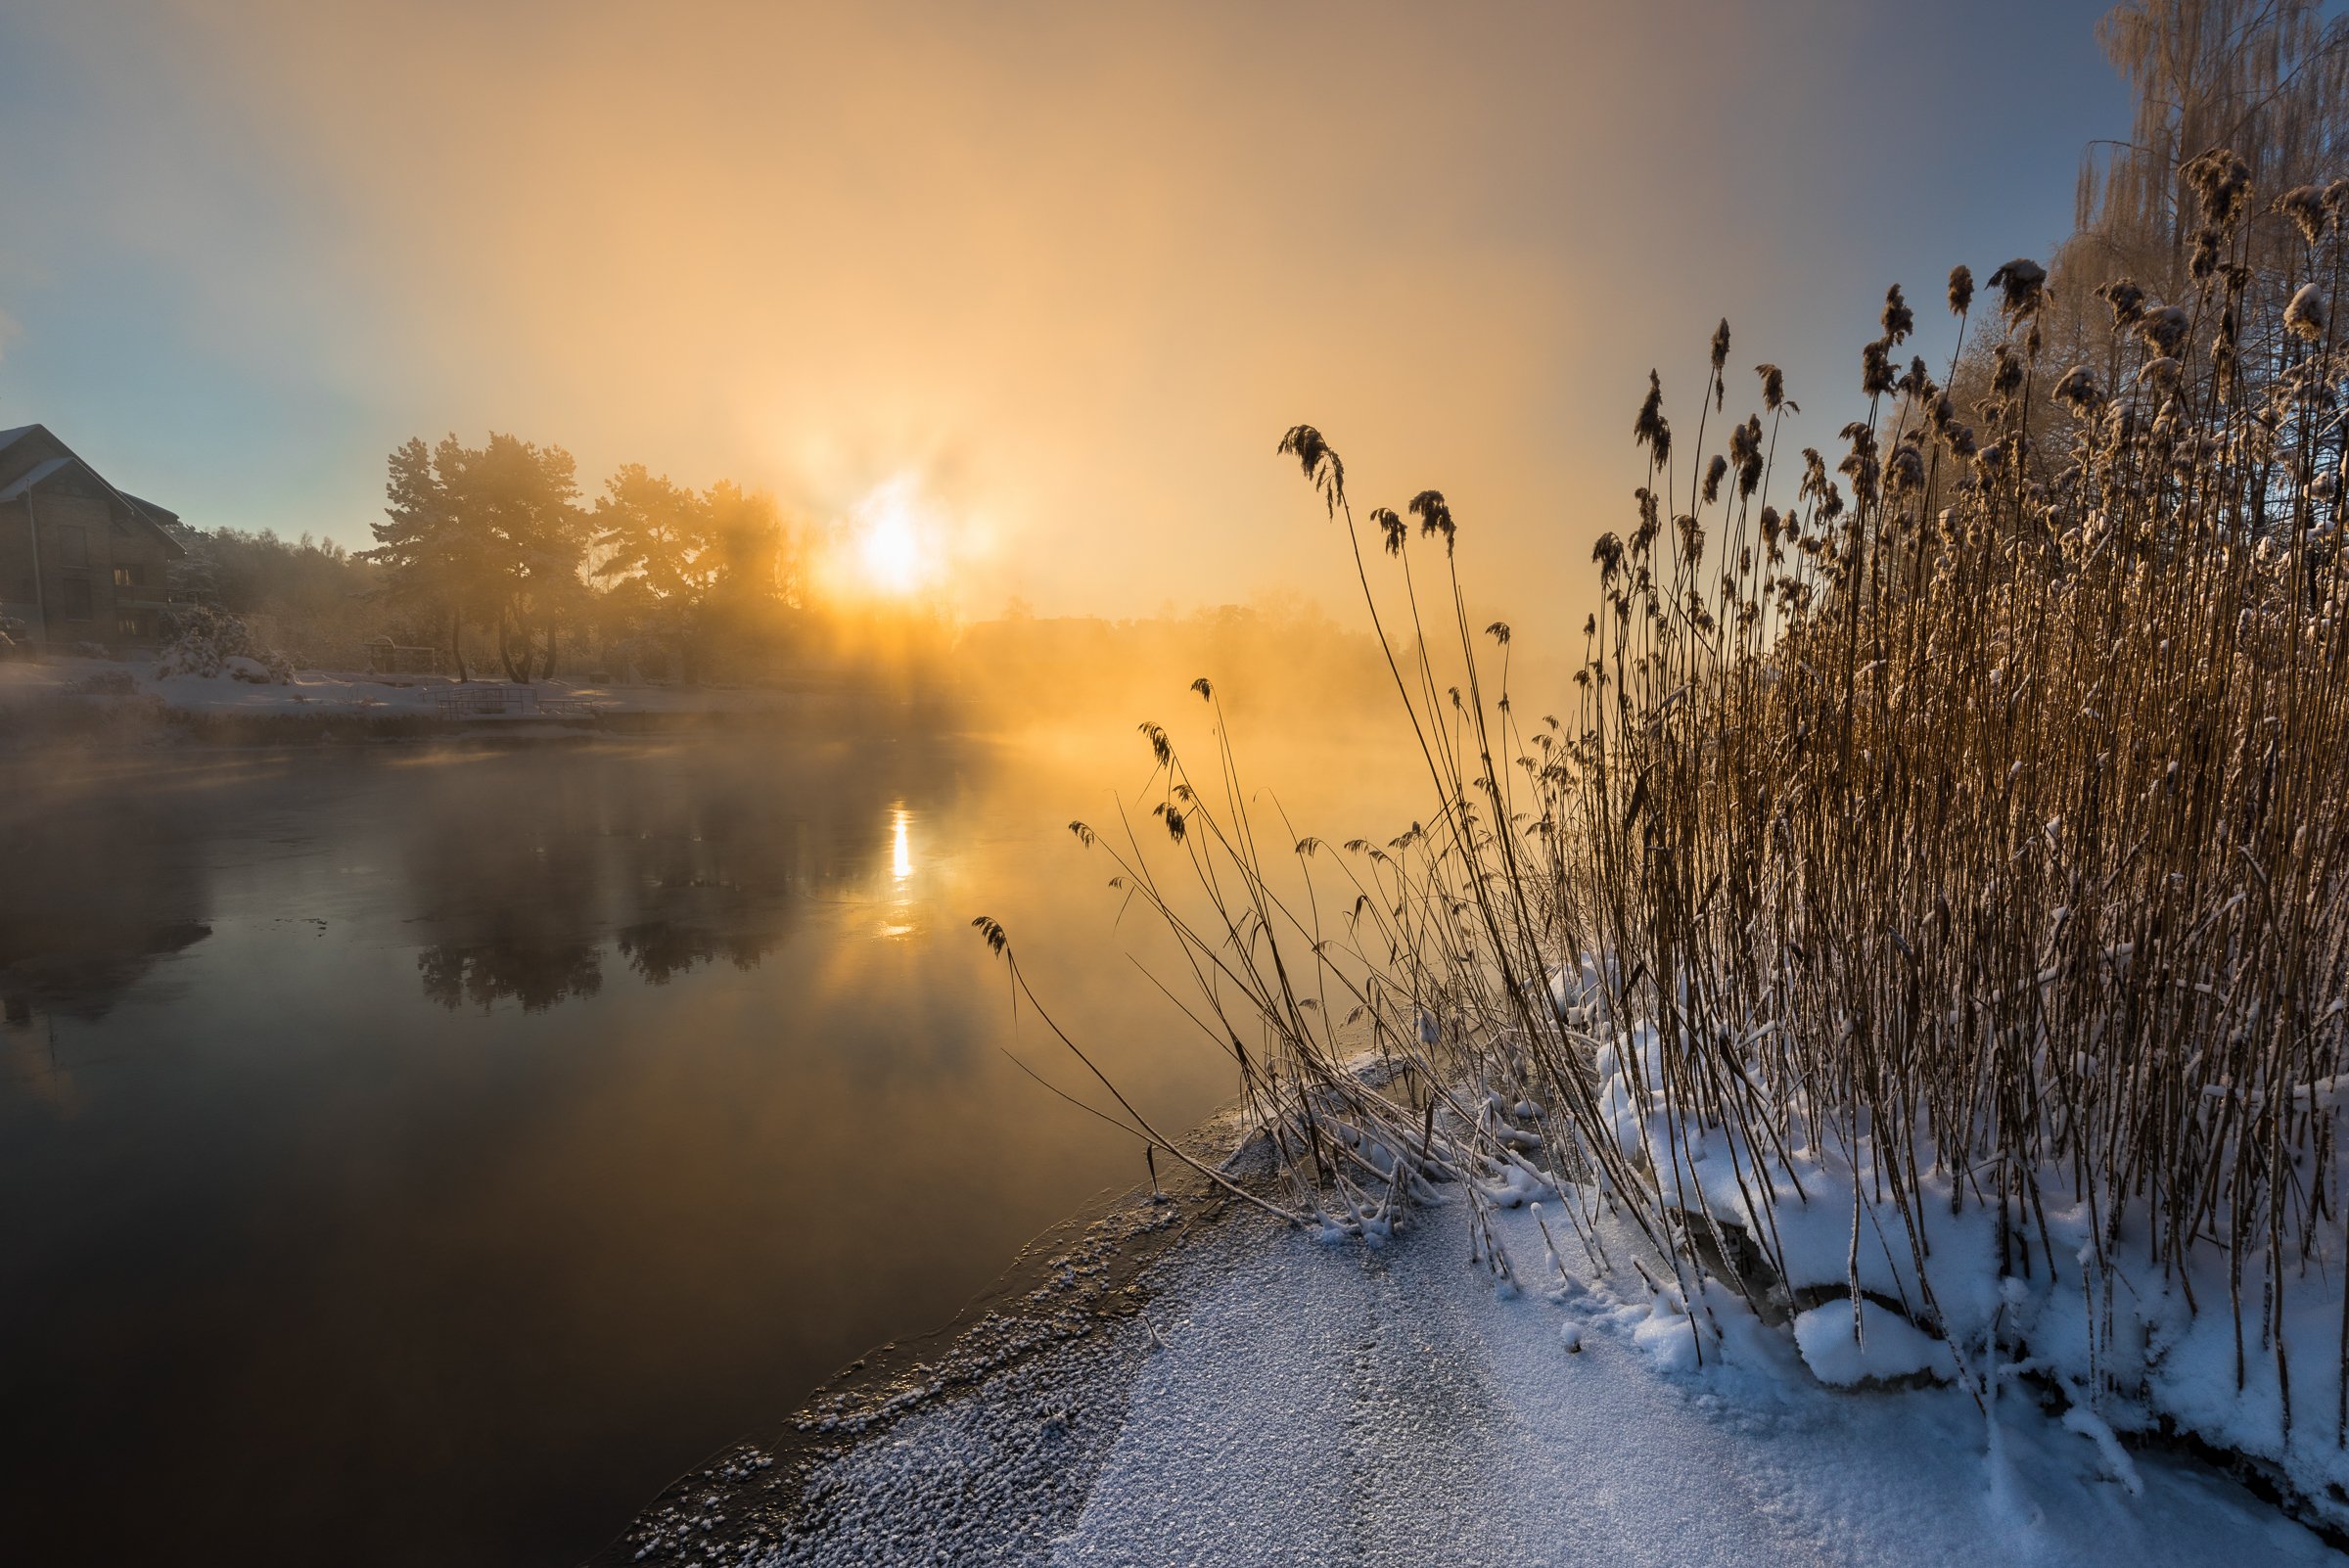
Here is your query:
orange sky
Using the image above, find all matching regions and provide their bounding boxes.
[1,0,2120,625]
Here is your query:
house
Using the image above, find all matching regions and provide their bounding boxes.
[0,424,189,652]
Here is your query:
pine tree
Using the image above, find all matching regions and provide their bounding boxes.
[361,436,474,679]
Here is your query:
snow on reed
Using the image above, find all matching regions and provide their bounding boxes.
[977,146,2349,1527]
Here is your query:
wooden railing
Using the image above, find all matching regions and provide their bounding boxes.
[430,683,587,720]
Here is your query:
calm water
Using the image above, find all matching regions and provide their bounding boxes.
[0,725,1366,1567]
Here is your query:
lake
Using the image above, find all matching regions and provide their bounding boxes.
[0,720,1400,1567]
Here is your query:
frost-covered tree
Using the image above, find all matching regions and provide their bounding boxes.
[436,433,588,682]
[155,603,292,682]
[2067,0,2349,293]
[1935,1,2349,512]
[363,433,588,681]
[361,436,477,678]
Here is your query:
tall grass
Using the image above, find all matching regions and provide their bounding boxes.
[980,148,2349,1447]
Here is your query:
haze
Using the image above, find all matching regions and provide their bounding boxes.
[0,0,2120,623]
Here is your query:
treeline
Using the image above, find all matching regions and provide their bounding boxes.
[364,433,809,682]
[161,435,824,682]
[165,437,1471,722]
[168,527,401,668]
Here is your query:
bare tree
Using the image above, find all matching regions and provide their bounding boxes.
[2063,0,2349,295]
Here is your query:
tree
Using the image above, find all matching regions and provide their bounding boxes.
[2026,0,2349,392]
[368,434,805,685]
[1933,0,2349,518]
[591,464,712,676]
[363,433,589,681]
[361,436,477,678]
[590,470,802,682]
[2067,0,2349,295]
[436,433,588,681]
[698,481,804,675]
[166,526,396,668]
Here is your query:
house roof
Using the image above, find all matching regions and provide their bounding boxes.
[0,425,186,557]
[120,491,182,528]
[0,455,73,503]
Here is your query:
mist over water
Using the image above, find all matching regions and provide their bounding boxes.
[0,716,1425,1568]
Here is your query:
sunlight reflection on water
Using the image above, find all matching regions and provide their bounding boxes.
[880,804,919,937]
[0,724,1419,1568]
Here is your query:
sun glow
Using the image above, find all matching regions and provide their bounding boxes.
[851,477,935,598]
[860,510,923,595]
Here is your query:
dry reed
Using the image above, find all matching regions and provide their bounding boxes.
[979,145,2349,1468]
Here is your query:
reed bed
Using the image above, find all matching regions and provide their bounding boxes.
[978,146,2349,1510]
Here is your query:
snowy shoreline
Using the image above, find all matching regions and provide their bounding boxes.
[0,656,897,746]
[604,1106,2345,1567]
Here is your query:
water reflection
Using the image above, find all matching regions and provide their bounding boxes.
[615,920,770,985]
[0,922,211,1024]
[0,727,1405,1568]
[881,805,921,938]
[3,744,953,1034]
[416,942,604,1011]
[0,749,222,1024]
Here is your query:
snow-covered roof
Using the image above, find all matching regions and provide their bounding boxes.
[120,491,182,527]
[0,455,73,503]
[0,434,187,556]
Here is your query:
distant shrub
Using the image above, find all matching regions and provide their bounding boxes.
[156,604,293,682]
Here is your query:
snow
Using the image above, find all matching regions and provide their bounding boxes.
[1793,1298,1948,1387]
[0,655,437,717]
[671,996,2349,1563]
[1585,1004,2349,1530]
[0,656,841,723]
[657,1179,2337,1567]
[1035,1202,2335,1568]
[151,604,293,681]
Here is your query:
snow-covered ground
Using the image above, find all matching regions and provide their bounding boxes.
[1585,1010,2349,1526]
[1051,1201,2332,1567]
[0,656,841,723]
[635,1176,2338,1566]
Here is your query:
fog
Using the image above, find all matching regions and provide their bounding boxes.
[1,1,2119,625]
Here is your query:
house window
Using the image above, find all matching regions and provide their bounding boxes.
[61,578,93,621]
[118,611,155,639]
[114,564,146,588]
[56,525,88,570]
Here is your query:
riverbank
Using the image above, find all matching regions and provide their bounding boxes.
[0,657,950,746]
[622,1115,2346,1566]
[591,1123,1254,1568]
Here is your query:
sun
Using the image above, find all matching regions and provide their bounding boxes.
[859,507,922,595]
[852,479,933,597]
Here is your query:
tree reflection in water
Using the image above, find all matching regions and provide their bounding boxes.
[0,723,1371,1568]
[416,943,605,1011]
[396,737,942,1010]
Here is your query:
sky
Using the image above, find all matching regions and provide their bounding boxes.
[0,0,2127,625]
